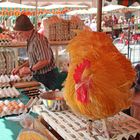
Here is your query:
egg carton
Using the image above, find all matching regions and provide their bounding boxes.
[0,100,27,117]
[34,105,140,140]
[9,74,21,82]
[0,87,20,98]
[0,75,20,87]
[0,75,11,87]
[0,39,12,46]
[0,49,15,75]
[0,75,33,88]
[10,75,32,82]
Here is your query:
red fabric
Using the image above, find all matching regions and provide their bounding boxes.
[106,0,140,6]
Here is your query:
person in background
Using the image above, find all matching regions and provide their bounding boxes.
[0,26,3,33]
[12,14,66,90]
[112,15,118,25]
[90,19,97,31]
[103,16,109,27]
[84,18,91,27]
[108,15,113,27]
[38,18,48,37]
[118,16,124,24]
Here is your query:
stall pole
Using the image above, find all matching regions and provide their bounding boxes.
[35,0,38,30]
[97,0,103,32]
[127,21,131,59]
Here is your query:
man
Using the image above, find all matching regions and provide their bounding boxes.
[12,14,60,90]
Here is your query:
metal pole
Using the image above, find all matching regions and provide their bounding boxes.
[97,0,102,32]
[91,0,95,19]
[128,21,131,59]
[35,0,38,30]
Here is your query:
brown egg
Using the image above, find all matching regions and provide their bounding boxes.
[0,102,5,107]
[8,106,14,111]
[0,107,2,113]
[11,101,18,106]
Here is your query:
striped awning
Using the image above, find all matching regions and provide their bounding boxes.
[106,0,140,6]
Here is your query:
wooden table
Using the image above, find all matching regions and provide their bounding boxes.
[33,105,140,140]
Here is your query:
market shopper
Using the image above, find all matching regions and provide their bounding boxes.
[12,14,66,90]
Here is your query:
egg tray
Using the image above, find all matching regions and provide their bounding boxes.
[34,105,140,140]
[0,87,20,99]
[0,40,12,46]
[0,83,11,88]
[0,75,20,88]
[0,75,33,88]
[0,100,27,117]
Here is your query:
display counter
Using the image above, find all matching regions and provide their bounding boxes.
[33,105,140,140]
[0,91,29,140]
[0,82,48,140]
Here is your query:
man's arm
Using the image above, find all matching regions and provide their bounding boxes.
[30,60,49,72]
[19,60,49,76]
[18,60,29,69]
[11,60,29,75]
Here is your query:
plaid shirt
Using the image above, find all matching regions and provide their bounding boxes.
[27,29,56,74]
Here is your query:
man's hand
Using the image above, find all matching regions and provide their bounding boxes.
[11,67,20,75]
[11,61,29,75]
[19,67,31,77]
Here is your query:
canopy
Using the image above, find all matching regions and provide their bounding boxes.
[87,7,97,14]
[66,8,97,15]
[102,4,126,12]
[39,4,88,14]
[39,4,88,9]
[129,5,140,9]
[0,2,35,9]
[0,2,46,16]
[66,9,91,15]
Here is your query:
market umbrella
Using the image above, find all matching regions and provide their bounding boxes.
[0,2,36,16]
[66,9,90,15]
[87,7,98,14]
[102,4,127,12]
[0,2,35,8]
[66,8,97,15]
[39,4,88,14]
[128,5,140,9]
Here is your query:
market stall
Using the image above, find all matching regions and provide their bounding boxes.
[0,1,140,140]
[0,72,53,139]
[0,2,36,16]
[39,4,88,15]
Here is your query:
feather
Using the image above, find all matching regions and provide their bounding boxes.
[64,30,136,120]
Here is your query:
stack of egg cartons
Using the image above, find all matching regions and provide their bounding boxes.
[0,51,6,74]
[69,16,84,40]
[0,48,15,75]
